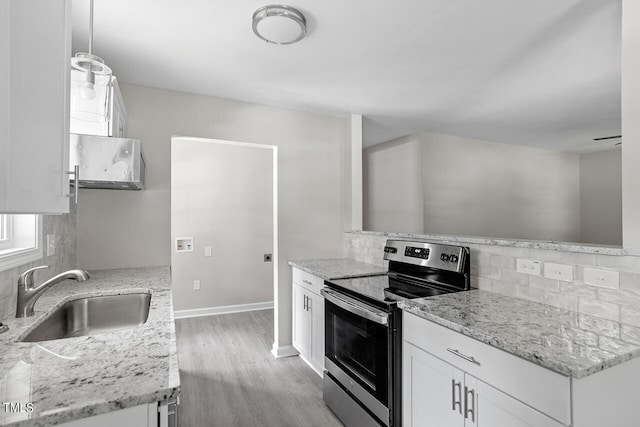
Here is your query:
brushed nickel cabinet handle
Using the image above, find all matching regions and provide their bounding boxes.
[451,379,462,413]
[447,348,481,366]
[464,386,475,422]
[302,279,313,286]
[67,165,79,204]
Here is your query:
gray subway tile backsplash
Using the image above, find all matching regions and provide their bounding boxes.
[344,231,640,323]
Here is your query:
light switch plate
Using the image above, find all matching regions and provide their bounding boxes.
[205,247,212,257]
[516,258,541,276]
[544,263,573,282]
[193,280,201,290]
[583,267,619,289]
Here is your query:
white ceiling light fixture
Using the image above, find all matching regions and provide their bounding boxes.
[252,5,307,45]
[71,0,111,100]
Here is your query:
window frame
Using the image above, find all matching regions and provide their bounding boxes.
[0,214,43,272]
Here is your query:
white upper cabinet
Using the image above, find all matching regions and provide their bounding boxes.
[0,0,71,214]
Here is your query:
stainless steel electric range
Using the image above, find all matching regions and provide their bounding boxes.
[321,239,470,427]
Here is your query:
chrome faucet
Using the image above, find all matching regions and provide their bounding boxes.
[16,266,90,318]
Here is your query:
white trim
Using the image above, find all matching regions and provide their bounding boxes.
[171,135,277,150]
[173,301,274,319]
[171,136,282,361]
[272,146,280,358]
[299,353,324,377]
[271,343,298,359]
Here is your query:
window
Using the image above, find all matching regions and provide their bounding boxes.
[0,214,42,272]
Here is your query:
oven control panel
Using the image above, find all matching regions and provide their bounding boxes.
[384,240,469,273]
[405,246,430,259]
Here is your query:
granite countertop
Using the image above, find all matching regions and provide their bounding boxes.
[288,258,387,280]
[399,290,640,379]
[0,266,180,427]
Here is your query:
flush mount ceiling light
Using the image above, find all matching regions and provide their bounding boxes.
[252,5,307,45]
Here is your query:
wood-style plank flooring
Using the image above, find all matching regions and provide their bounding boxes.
[175,309,343,427]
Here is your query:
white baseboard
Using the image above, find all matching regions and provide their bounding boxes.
[174,301,274,319]
[271,343,298,359]
[299,353,324,378]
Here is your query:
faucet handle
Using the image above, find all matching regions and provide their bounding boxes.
[18,265,49,287]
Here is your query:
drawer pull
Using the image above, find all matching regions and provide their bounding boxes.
[447,348,481,366]
[451,379,462,414]
[302,279,313,285]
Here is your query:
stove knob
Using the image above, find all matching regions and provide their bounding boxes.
[450,254,459,263]
[440,254,450,262]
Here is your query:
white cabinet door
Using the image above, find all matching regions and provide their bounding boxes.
[59,403,155,426]
[0,0,71,214]
[403,342,464,427]
[309,290,325,372]
[403,342,565,427]
[474,379,565,427]
[292,283,310,357]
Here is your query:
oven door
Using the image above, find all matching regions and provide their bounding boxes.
[322,288,392,415]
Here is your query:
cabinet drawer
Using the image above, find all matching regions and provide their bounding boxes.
[292,268,324,295]
[403,311,571,425]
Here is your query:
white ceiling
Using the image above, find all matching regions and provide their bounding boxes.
[71,0,622,153]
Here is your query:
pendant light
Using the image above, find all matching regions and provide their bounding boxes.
[71,0,111,101]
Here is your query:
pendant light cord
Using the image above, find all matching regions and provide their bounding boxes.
[88,0,94,56]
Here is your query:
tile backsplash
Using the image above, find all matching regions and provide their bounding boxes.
[0,204,76,319]
[345,231,640,324]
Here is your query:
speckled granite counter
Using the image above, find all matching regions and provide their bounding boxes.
[399,290,640,379]
[0,266,180,427]
[288,258,387,280]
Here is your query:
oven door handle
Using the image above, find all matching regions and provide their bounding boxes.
[321,288,389,327]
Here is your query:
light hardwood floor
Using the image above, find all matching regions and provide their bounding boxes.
[175,309,343,427]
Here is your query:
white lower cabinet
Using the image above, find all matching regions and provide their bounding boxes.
[403,342,563,427]
[292,283,311,357]
[403,311,640,427]
[60,403,155,427]
[59,399,177,427]
[291,268,325,376]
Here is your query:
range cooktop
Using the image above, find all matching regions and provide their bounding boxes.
[328,274,457,307]
[325,240,471,309]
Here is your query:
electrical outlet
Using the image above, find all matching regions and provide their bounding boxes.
[205,247,212,257]
[583,267,619,289]
[46,234,56,257]
[193,280,201,290]
[544,263,573,282]
[516,258,541,276]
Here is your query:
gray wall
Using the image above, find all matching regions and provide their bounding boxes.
[171,138,273,311]
[76,83,349,349]
[363,138,423,233]
[580,148,622,245]
[364,132,582,242]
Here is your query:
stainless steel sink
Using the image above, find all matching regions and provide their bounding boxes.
[21,292,151,342]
